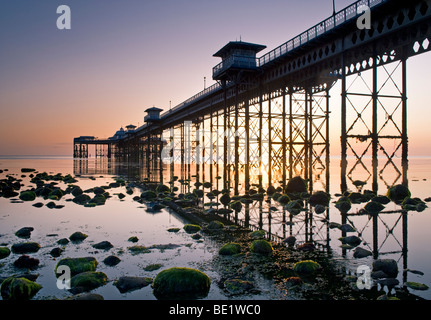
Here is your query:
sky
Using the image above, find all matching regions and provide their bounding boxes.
[0,0,430,156]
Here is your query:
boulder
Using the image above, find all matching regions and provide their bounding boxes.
[183,224,201,234]
[250,239,273,255]
[70,271,107,294]
[293,260,321,275]
[207,220,224,230]
[0,247,11,259]
[219,243,241,256]
[114,276,153,293]
[55,257,98,277]
[364,201,385,214]
[0,277,42,300]
[69,231,88,242]
[285,176,307,193]
[11,242,41,254]
[15,227,34,239]
[386,184,411,204]
[309,191,330,207]
[152,267,211,299]
[50,247,63,258]
[103,255,121,267]
[353,247,372,258]
[92,241,113,250]
[339,236,361,247]
[19,191,36,201]
[13,255,40,269]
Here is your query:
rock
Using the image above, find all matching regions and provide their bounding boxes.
[50,247,63,258]
[339,236,361,247]
[250,230,266,239]
[250,239,273,255]
[297,242,315,252]
[376,278,399,288]
[13,255,40,269]
[220,193,231,206]
[152,267,211,299]
[103,255,121,267]
[285,176,307,193]
[88,194,106,206]
[65,293,104,300]
[73,194,91,205]
[21,168,36,173]
[70,271,107,294]
[329,222,342,229]
[92,241,113,250]
[71,187,83,197]
[266,185,276,196]
[128,236,139,243]
[11,242,41,254]
[55,257,98,277]
[0,247,11,259]
[386,184,411,204]
[19,191,36,201]
[207,220,224,230]
[309,191,330,207]
[32,202,44,208]
[364,201,385,214]
[405,282,429,291]
[167,228,180,233]
[0,277,42,300]
[219,243,241,256]
[143,263,163,271]
[114,276,153,293]
[57,238,70,245]
[224,279,254,295]
[372,259,398,278]
[15,227,34,239]
[128,245,150,255]
[141,190,157,200]
[353,247,372,258]
[183,224,201,234]
[283,236,296,246]
[285,199,302,214]
[293,260,321,275]
[69,231,88,242]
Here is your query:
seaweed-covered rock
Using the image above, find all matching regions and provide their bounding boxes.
[250,239,273,255]
[0,277,42,300]
[353,247,372,258]
[230,200,242,212]
[220,193,231,206]
[183,224,201,234]
[293,260,321,275]
[141,190,157,200]
[57,238,70,245]
[69,231,88,242]
[335,197,351,212]
[50,247,63,258]
[152,267,211,299]
[19,191,36,201]
[15,227,34,239]
[128,236,139,243]
[55,257,98,277]
[309,191,330,207]
[13,255,40,269]
[219,243,241,256]
[70,271,107,293]
[114,276,153,293]
[207,220,224,230]
[11,242,41,254]
[65,293,104,300]
[224,279,254,295]
[250,230,266,239]
[0,246,11,259]
[285,176,307,193]
[92,241,113,250]
[386,184,411,204]
[405,282,429,291]
[103,255,121,267]
[277,194,291,205]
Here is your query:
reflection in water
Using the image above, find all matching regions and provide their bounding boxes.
[74,147,420,296]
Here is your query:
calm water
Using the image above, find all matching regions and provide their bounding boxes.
[1,156,431,300]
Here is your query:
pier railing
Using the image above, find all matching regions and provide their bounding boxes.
[140,0,388,133]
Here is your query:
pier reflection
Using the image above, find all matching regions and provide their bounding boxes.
[74,145,418,294]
